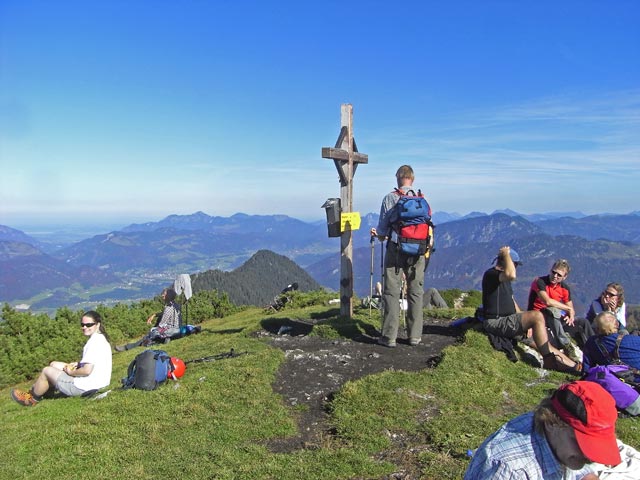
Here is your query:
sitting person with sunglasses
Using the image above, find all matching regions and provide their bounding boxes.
[586,283,627,333]
[482,247,580,374]
[527,259,594,356]
[10,311,113,406]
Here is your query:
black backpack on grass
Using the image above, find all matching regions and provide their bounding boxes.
[121,349,172,391]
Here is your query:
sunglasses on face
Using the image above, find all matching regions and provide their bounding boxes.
[603,291,618,298]
[80,322,97,328]
[550,270,564,277]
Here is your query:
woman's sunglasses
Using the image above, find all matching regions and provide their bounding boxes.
[80,322,97,328]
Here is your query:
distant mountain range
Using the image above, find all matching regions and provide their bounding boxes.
[307,213,640,314]
[0,246,117,302]
[1,210,639,313]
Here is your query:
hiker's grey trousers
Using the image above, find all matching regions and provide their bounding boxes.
[381,243,426,342]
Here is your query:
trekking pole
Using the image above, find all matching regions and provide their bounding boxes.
[380,239,385,293]
[379,239,385,332]
[184,299,188,325]
[369,235,375,320]
[400,276,406,333]
[184,348,248,365]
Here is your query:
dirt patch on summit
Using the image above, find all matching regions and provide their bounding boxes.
[256,317,464,453]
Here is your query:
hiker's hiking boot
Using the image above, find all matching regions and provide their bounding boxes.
[542,353,581,376]
[10,389,38,406]
[409,338,422,346]
[377,336,396,348]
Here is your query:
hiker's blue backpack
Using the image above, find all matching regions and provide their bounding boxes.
[391,188,433,256]
[584,364,640,416]
[121,349,172,391]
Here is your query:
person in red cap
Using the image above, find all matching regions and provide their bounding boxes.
[464,380,622,479]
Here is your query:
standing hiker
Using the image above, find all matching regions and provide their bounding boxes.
[115,287,182,351]
[10,311,113,406]
[370,165,432,348]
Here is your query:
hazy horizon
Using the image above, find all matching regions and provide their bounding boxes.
[4,208,640,239]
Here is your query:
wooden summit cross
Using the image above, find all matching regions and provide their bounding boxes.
[322,104,368,318]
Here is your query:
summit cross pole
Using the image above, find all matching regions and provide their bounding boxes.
[321,104,368,318]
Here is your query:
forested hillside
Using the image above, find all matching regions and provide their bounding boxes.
[191,249,322,306]
[0,289,237,389]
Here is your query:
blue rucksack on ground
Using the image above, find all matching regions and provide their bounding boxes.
[121,349,173,391]
[391,188,433,256]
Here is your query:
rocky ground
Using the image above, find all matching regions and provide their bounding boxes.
[255,316,465,454]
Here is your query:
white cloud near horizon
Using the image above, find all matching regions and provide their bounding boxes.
[2,88,639,224]
[351,89,640,216]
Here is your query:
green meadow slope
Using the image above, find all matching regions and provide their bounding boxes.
[2,304,638,480]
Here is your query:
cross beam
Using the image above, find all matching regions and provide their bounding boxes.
[322,128,368,185]
[321,104,368,318]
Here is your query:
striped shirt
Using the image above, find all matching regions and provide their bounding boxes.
[157,302,181,331]
[464,412,595,480]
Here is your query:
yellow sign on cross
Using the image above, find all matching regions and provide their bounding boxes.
[340,212,361,232]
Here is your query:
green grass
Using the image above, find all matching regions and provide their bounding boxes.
[2,305,639,479]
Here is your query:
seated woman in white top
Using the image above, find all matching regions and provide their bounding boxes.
[586,282,627,330]
[10,310,113,406]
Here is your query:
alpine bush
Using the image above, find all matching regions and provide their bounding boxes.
[0,289,238,389]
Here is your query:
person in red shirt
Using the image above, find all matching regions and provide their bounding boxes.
[483,247,580,374]
[529,260,574,318]
[527,259,593,358]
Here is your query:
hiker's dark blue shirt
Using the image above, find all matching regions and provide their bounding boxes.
[583,333,640,371]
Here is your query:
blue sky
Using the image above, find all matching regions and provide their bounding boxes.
[1,1,639,229]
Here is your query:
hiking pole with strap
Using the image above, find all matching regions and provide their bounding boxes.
[379,238,386,333]
[369,235,375,320]
[184,348,249,365]
[380,239,385,286]
[400,275,406,334]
